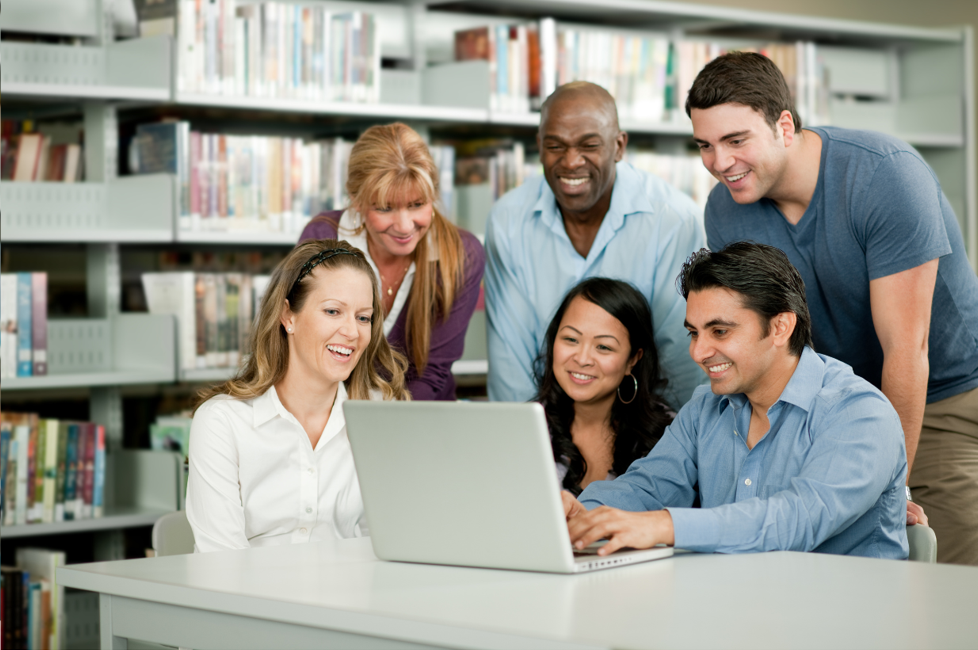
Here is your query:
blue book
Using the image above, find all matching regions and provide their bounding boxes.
[63,423,79,521]
[92,424,106,518]
[16,272,32,376]
[1,423,10,523]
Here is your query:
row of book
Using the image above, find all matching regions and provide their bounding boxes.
[2,548,66,650]
[0,273,49,379]
[155,0,380,102]
[141,272,272,373]
[625,150,719,209]
[454,140,538,204]
[453,20,831,125]
[1,121,84,182]
[130,121,457,235]
[1,413,106,527]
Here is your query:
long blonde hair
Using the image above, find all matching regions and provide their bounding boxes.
[344,122,466,373]
[195,239,409,411]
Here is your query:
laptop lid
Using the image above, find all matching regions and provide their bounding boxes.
[344,401,578,573]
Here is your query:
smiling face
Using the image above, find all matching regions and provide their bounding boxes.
[684,286,784,400]
[691,103,794,205]
[362,186,433,259]
[538,91,626,223]
[553,296,640,407]
[281,265,374,389]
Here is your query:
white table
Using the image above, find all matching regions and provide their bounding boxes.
[57,538,978,650]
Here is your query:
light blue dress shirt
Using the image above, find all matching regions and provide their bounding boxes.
[484,162,706,409]
[579,348,909,559]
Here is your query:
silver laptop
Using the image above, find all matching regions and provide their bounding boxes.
[343,401,673,573]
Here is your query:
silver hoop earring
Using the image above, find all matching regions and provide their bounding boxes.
[618,374,638,405]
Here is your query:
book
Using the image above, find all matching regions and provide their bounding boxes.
[0,422,10,523]
[93,424,106,519]
[63,423,79,521]
[17,272,33,377]
[17,547,66,650]
[134,0,179,37]
[32,272,48,376]
[73,421,89,519]
[80,422,96,519]
[41,419,60,524]
[31,412,46,523]
[54,421,69,522]
[12,133,44,181]
[3,437,18,526]
[62,143,82,183]
[1,274,18,378]
[15,418,31,525]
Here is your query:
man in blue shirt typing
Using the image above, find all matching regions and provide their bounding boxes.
[484,81,705,409]
[564,243,909,559]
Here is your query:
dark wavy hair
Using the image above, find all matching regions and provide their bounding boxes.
[532,278,673,495]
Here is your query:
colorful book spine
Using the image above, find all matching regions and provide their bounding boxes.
[0,422,10,523]
[16,272,33,377]
[93,424,106,519]
[42,418,59,524]
[31,413,45,523]
[54,421,69,522]
[3,438,18,526]
[81,422,96,519]
[62,423,78,521]
[31,272,47,376]
[70,422,87,520]
[26,414,38,522]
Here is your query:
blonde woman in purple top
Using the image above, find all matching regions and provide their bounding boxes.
[300,123,485,400]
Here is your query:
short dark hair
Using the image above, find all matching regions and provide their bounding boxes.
[677,242,813,356]
[685,51,801,130]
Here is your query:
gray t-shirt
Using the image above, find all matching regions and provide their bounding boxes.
[706,126,978,403]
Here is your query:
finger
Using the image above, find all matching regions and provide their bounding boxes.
[561,491,580,519]
[907,512,918,526]
[597,534,628,556]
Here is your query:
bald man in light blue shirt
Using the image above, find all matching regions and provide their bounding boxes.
[485,82,705,408]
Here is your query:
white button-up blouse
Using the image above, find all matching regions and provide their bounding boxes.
[186,382,368,553]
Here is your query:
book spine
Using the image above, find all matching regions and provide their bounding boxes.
[0,424,10,524]
[63,424,78,521]
[93,425,106,518]
[4,438,18,526]
[81,423,96,519]
[31,414,45,523]
[72,421,89,519]
[27,416,38,523]
[16,272,33,377]
[15,424,29,525]
[54,422,69,522]
[31,272,47,376]
[42,419,59,524]
[1,274,18,378]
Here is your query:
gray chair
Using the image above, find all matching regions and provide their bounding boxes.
[152,510,196,557]
[907,524,937,562]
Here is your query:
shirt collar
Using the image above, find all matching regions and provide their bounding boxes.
[717,346,825,415]
[252,382,349,429]
[531,162,656,234]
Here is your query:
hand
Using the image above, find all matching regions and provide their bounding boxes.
[561,491,587,520]
[907,500,928,526]
[566,504,675,556]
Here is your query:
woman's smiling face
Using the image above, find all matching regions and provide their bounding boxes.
[553,296,639,406]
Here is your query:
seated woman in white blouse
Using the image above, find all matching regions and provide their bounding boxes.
[187,238,409,553]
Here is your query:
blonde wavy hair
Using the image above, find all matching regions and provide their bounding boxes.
[337,122,466,373]
[195,238,409,411]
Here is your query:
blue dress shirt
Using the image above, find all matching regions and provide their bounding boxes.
[484,162,706,409]
[579,348,909,559]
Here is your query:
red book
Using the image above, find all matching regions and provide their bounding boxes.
[80,422,96,519]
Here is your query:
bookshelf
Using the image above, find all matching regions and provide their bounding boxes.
[1,0,976,555]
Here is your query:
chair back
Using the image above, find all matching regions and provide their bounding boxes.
[152,510,196,557]
[906,524,937,563]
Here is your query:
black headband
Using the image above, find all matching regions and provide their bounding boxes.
[289,248,359,296]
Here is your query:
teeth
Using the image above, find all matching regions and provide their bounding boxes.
[571,372,595,380]
[327,344,352,356]
[725,172,748,182]
[708,362,732,373]
[561,177,588,186]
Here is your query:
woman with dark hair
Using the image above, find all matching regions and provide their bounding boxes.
[533,277,673,495]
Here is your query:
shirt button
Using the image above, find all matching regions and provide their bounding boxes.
[299,527,308,534]
[734,430,739,436]
[745,478,752,486]
[306,507,312,514]
[307,467,315,474]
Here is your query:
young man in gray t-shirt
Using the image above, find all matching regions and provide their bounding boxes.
[686,51,978,566]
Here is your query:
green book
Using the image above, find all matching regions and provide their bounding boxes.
[32,416,46,523]
[42,419,59,524]
[54,421,69,522]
